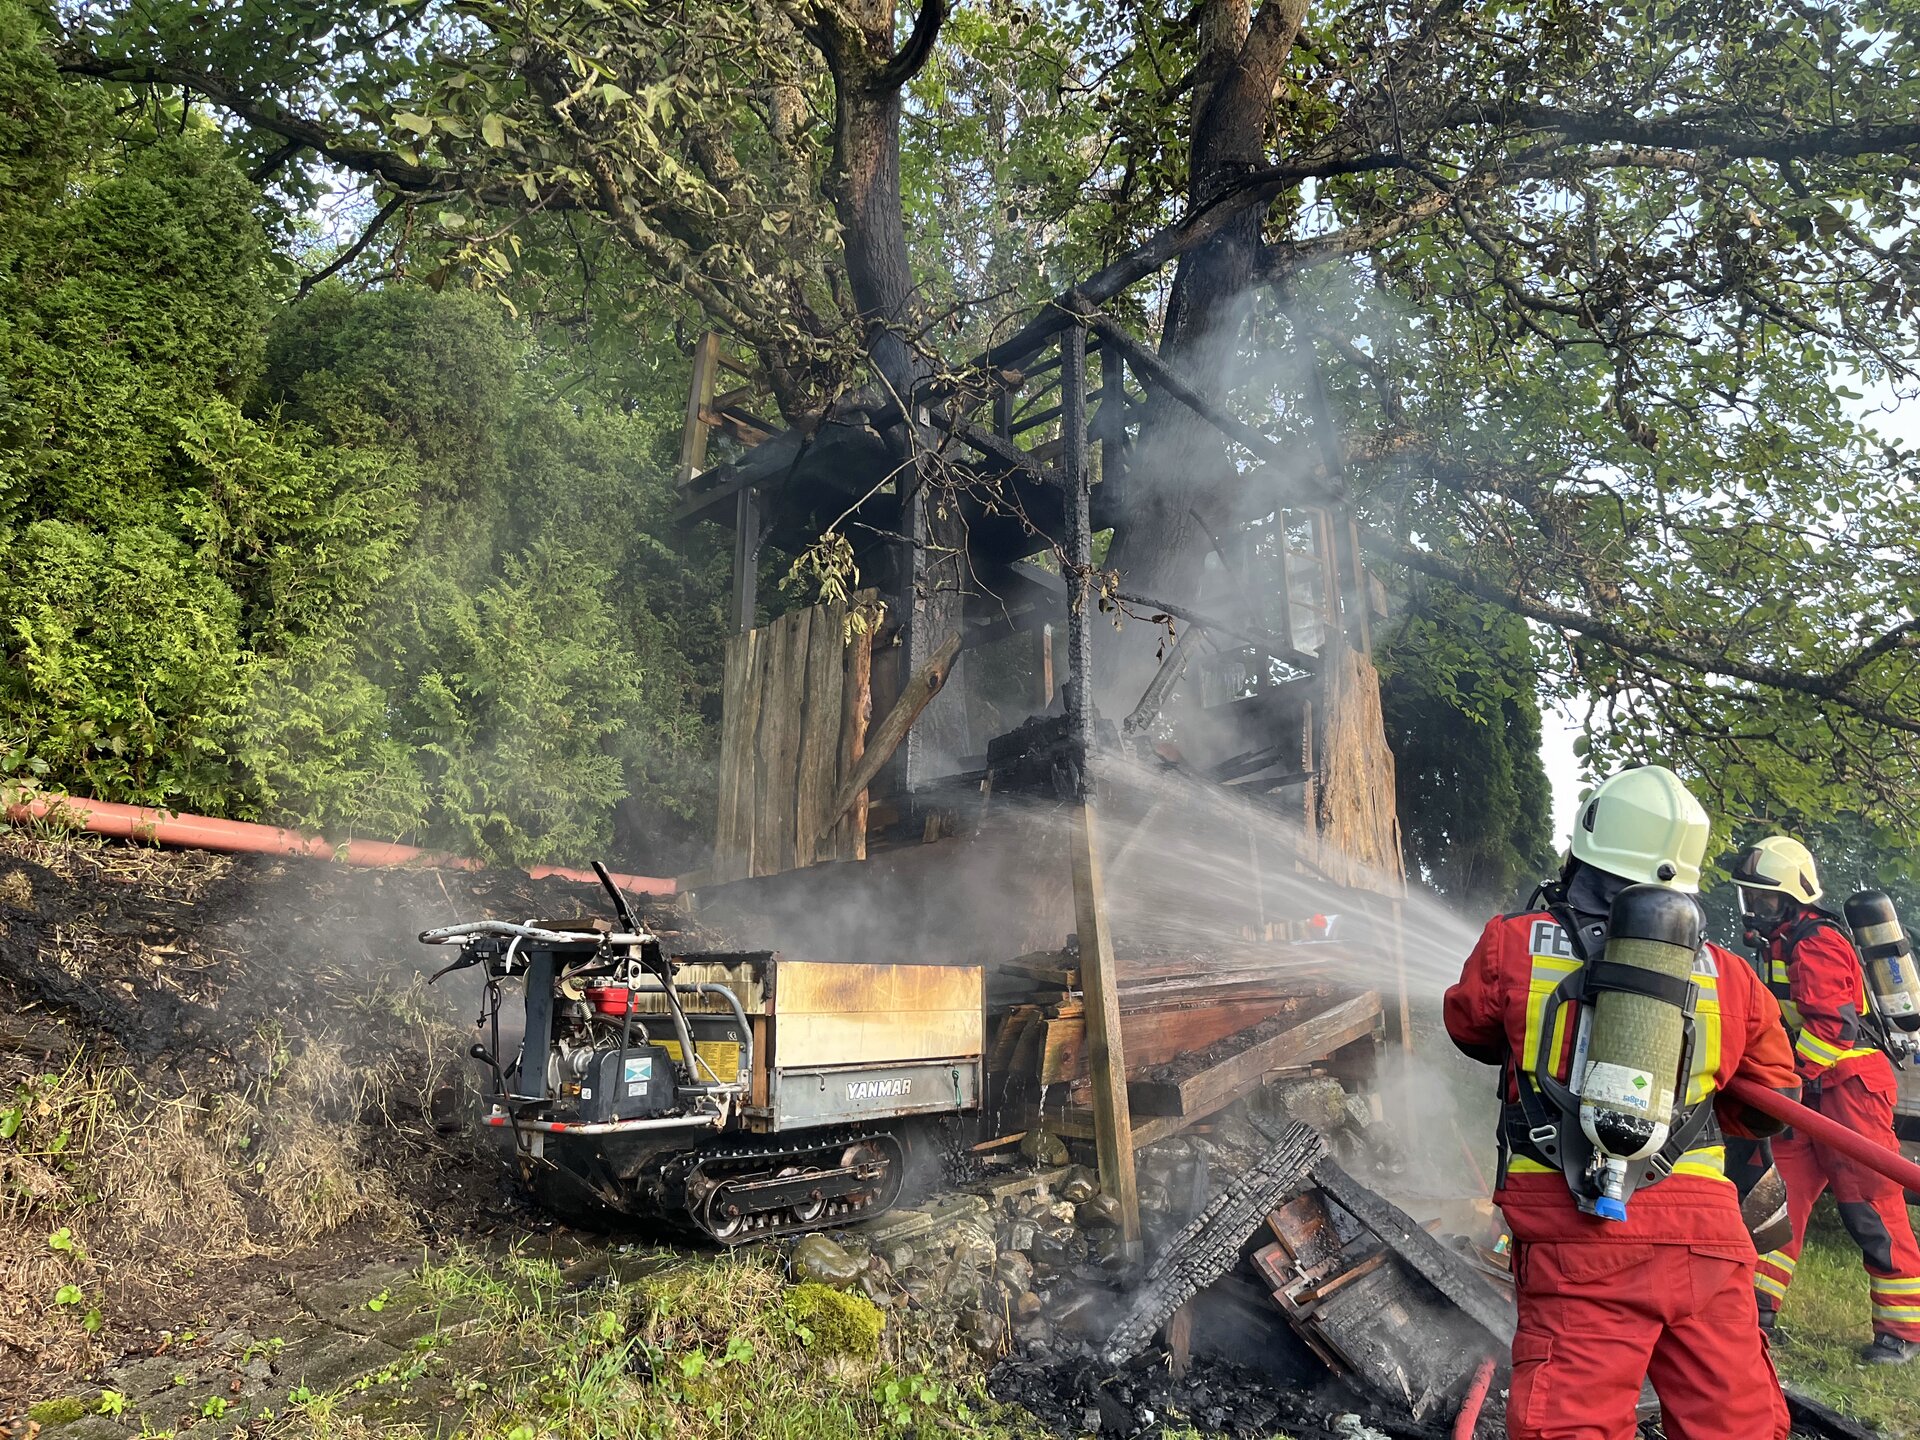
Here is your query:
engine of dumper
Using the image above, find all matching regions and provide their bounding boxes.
[546,980,681,1123]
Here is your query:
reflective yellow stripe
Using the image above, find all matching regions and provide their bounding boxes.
[1871,1278,1920,1296]
[1671,1144,1729,1183]
[1793,1031,1875,1068]
[1758,1251,1798,1275]
[1873,1304,1920,1323]
[1521,952,1581,1074]
[1754,1273,1789,1301]
[1688,973,1722,1105]
[1508,1145,1727,1183]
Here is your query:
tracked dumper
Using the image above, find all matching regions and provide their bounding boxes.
[422,866,983,1242]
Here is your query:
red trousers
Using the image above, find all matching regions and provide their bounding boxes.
[1753,1067,1920,1340]
[1509,1241,1788,1440]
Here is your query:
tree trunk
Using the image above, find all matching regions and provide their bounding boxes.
[806,0,968,786]
[1101,0,1309,703]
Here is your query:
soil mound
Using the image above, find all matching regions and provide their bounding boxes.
[0,830,658,1401]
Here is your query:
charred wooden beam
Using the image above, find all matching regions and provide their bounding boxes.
[1306,1155,1516,1347]
[1126,992,1382,1118]
[939,415,1055,487]
[1099,1121,1327,1366]
[1115,591,1318,672]
[1122,625,1200,736]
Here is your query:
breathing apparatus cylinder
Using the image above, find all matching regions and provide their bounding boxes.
[1844,891,1920,1035]
[1579,884,1702,1221]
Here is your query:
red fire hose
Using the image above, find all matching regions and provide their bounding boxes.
[6,795,675,896]
[1724,1076,1920,1192]
[1452,1354,1497,1439]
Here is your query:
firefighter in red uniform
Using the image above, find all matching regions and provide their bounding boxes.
[1446,766,1800,1440]
[1736,835,1920,1363]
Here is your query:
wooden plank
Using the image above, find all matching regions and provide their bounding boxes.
[792,602,846,869]
[1038,1015,1086,1086]
[749,613,793,876]
[1126,992,1382,1118]
[1309,1156,1517,1347]
[1032,1001,1295,1086]
[816,631,961,843]
[1163,1301,1193,1381]
[971,1165,1071,1200]
[1072,799,1141,1263]
[713,628,764,884]
[834,596,876,860]
[711,631,750,883]
[676,329,722,483]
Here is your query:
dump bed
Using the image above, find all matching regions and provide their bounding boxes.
[647,951,984,1132]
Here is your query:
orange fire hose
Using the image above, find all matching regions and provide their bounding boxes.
[1724,1076,1920,1192]
[6,795,675,896]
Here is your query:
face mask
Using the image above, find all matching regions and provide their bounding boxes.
[1742,889,1786,927]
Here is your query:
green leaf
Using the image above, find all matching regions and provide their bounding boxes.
[54,1284,84,1306]
[393,112,433,136]
[481,113,507,147]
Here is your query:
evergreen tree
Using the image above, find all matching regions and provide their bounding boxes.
[1378,586,1557,915]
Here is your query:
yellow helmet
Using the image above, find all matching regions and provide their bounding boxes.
[1731,835,1822,905]
[1568,765,1712,893]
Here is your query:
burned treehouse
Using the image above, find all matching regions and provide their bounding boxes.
[671,309,1416,1248]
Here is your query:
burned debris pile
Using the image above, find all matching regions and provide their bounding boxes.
[1100,1122,1329,1366]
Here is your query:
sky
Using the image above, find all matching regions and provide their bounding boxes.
[1538,702,1584,853]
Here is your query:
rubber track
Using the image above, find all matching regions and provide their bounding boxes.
[659,1127,905,1245]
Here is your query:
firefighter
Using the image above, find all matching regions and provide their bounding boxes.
[1446,765,1799,1440]
[1736,835,1920,1363]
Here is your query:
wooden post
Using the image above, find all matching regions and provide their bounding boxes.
[1072,802,1142,1263]
[731,485,761,635]
[1062,318,1143,1265]
[678,330,723,483]
[1038,623,1054,709]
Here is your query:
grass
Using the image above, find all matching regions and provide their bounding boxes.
[279,1244,1053,1440]
[1771,1198,1920,1438]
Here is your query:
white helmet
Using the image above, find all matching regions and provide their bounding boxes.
[1568,765,1712,893]
[1731,835,1823,906]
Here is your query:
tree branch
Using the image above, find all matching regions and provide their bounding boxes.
[1439,102,1920,164]
[297,193,405,298]
[56,47,443,192]
[1369,533,1920,737]
[877,0,948,91]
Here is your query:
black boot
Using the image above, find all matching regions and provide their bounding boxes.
[1861,1333,1918,1365]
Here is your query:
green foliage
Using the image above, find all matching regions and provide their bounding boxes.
[0,6,722,866]
[1378,587,1557,913]
[0,521,244,804]
[783,1282,884,1361]
[1770,1202,1920,1438]
[0,126,272,532]
[392,1246,1033,1440]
